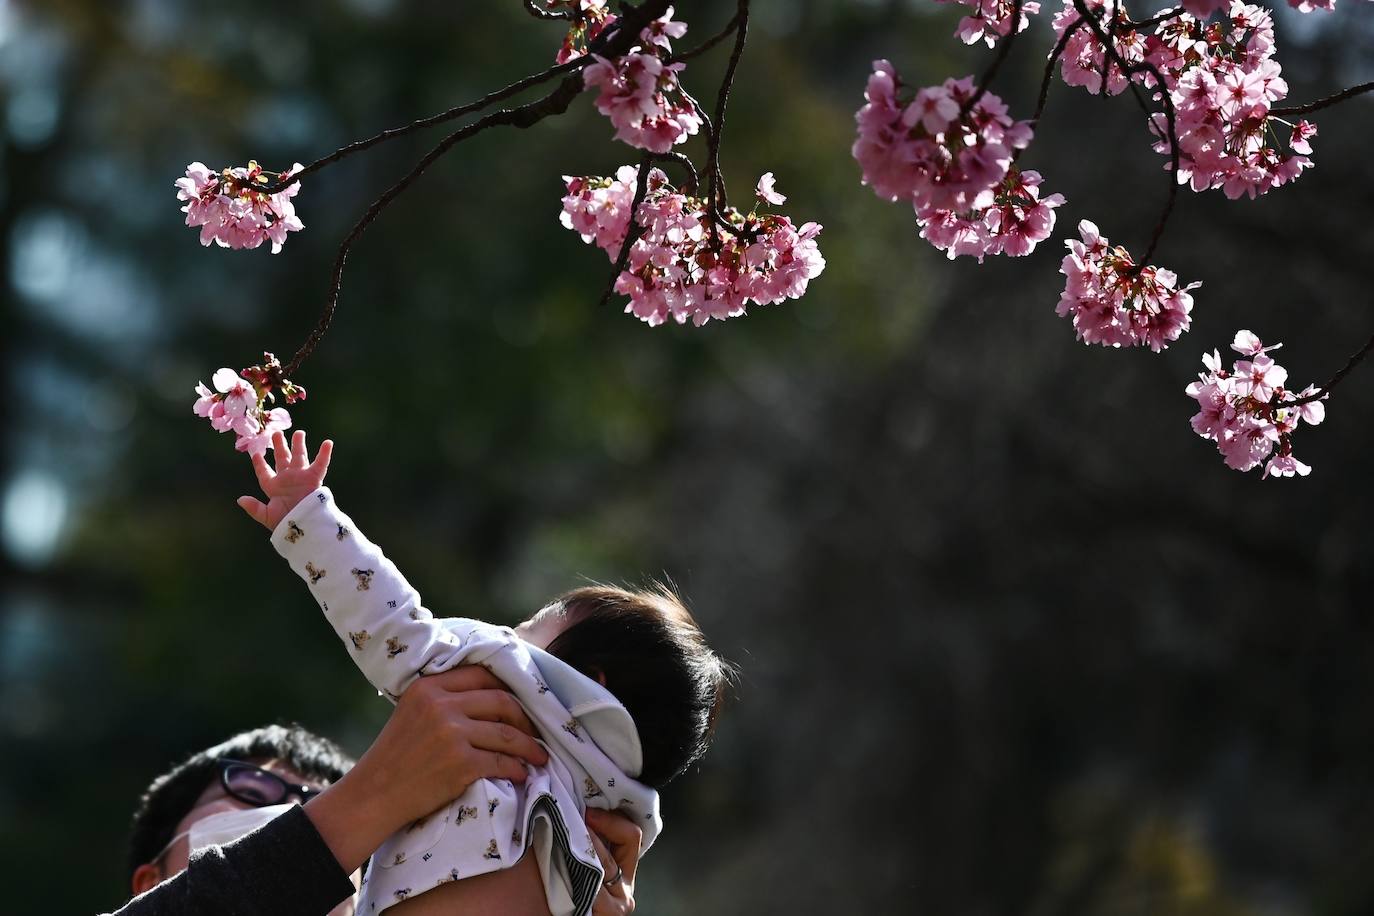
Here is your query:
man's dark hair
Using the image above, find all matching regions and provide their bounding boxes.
[545,583,733,788]
[126,724,354,879]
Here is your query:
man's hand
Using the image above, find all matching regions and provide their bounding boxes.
[304,666,550,875]
[237,429,333,531]
[587,807,643,915]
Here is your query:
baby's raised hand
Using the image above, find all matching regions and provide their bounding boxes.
[237,429,334,531]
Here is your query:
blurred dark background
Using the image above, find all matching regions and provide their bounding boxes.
[4,0,1374,912]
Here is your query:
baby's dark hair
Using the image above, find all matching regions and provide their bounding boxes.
[543,583,732,788]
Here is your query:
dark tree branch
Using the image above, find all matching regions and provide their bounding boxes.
[680,90,739,238]
[284,76,584,376]
[966,0,1026,113]
[1071,0,1179,269]
[668,11,742,63]
[1127,5,1184,29]
[248,0,686,194]
[1272,80,1374,117]
[525,0,573,20]
[1067,0,1153,120]
[1136,100,1180,267]
[599,153,654,307]
[282,0,674,376]
[652,150,700,194]
[703,0,750,251]
[1282,329,1374,407]
[1029,16,1084,129]
[257,57,591,191]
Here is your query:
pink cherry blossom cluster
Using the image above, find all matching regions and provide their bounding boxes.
[1183,0,1335,15]
[937,0,1041,48]
[1144,3,1315,199]
[192,353,305,455]
[560,166,826,326]
[1057,220,1200,352]
[581,8,701,153]
[548,0,618,64]
[1050,0,1147,96]
[175,161,304,253]
[918,167,1065,262]
[1186,331,1326,478]
[853,62,1034,218]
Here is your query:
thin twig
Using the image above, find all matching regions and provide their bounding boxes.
[679,90,737,238]
[284,77,583,376]
[966,0,1026,112]
[652,150,700,194]
[1127,5,1184,29]
[1272,80,1374,117]
[1115,46,1153,117]
[1071,0,1179,268]
[1105,0,1120,103]
[1282,329,1374,407]
[599,153,654,307]
[1029,16,1084,127]
[525,0,573,20]
[257,58,591,191]
[668,11,742,63]
[283,0,673,375]
[704,0,750,250]
[252,3,660,193]
[1136,100,1180,266]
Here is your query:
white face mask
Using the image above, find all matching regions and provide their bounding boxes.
[157,803,296,863]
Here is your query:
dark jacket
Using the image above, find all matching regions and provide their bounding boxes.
[106,806,355,916]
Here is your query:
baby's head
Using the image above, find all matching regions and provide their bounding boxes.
[514,583,731,788]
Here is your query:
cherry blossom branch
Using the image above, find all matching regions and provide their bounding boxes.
[652,150,700,193]
[1029,15,1085,128]
[1074,0,1153,123]
[1136,98,1181,267]
[847,1,1359,477]
[703,0,750,251]
[1126,5,1184,29]
[1281,328,1374,407]
[966,0,1026,113]
[1071,0,1179,268]
[283,78,578,375]
[679,91,740,240]
[1272,80,1374,117]
[247,59,592,194]
[668,10,743,64]
[282,0,674,376]
[594,150,707,309]
[599,153,654,307]
[524,0,573,20]
[251,3,709,195]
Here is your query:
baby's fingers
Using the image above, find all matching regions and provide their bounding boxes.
[310,439,333,478]
[271,430,291,468]
[291,430,308,468]
[237,496,271,529]
[250,451,275,490]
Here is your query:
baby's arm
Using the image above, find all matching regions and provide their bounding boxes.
[240,430,472,702]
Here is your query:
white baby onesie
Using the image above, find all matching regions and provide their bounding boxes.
[270,487,662,915]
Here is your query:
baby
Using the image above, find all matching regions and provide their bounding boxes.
[236,429,730,915]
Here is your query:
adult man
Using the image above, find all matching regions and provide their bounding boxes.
[109,666,641,915]
[126,723,360,915]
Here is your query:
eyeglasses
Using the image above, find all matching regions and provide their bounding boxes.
[216,758,323,807]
